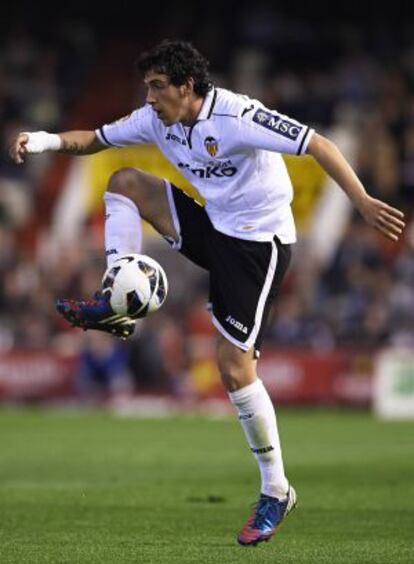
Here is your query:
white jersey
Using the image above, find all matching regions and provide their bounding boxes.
[95,87,315,243]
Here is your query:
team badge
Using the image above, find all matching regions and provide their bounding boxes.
[204,136,219,157]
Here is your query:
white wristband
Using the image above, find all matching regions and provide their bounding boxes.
[24,131,62,153]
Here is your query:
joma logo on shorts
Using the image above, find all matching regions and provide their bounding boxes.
[226,315,248,334]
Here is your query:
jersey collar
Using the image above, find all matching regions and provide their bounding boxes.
[196,87,217,121]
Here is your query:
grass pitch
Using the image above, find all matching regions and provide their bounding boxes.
[0,407,413,563]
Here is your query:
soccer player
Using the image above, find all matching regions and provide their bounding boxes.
[9,40,405,546]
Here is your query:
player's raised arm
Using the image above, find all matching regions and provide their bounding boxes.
[306,132,405,242]
[9,130,106,164]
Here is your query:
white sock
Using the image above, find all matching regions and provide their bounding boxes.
[104,192,142,266]
[228,378,289,499]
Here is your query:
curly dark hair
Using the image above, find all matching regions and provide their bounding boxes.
[136,40,212,97]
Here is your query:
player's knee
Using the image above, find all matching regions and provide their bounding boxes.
[216,336,256,391]
[107,167,150,206]
[219,369,245,392]
[217,355,249,392]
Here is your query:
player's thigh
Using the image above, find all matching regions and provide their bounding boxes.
[208,233,291,355]
[107,167,178,242]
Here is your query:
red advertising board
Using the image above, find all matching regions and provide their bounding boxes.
[259,347,373,404]
[0,351,76,400]
[188,346,374,404]
[0,346,374,404]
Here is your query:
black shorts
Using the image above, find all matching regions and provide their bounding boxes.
[164,182,292,353]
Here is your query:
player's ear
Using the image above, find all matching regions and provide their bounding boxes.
[181,78,194,96]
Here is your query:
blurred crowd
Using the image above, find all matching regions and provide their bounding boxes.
[1,8,414,395]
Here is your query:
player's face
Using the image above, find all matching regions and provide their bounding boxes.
[144,71,193,126]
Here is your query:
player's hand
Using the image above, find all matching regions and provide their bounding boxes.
[9,132,29,165]
[358,195,405,241]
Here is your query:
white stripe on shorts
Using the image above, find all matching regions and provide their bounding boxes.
[244,238,278,349]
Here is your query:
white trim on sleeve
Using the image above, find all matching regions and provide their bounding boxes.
[297,127,315,155]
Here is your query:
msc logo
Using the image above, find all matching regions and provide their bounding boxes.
[204,136,218,157]
[253,109,302,140]
[226,315,248,335]
[255,111,268,124]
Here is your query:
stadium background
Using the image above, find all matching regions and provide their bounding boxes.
[1,2,413,408]
[0,3,413,563]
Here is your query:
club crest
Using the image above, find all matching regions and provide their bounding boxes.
[204,136,218,157]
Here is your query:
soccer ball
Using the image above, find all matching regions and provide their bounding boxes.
[102,254,168,318]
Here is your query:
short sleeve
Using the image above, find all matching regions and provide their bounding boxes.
[238,103,314,155]
[95,105,154,147]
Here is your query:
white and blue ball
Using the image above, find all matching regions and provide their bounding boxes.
[102,254,168,318]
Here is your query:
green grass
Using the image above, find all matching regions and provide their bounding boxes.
[0,408,413,563]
